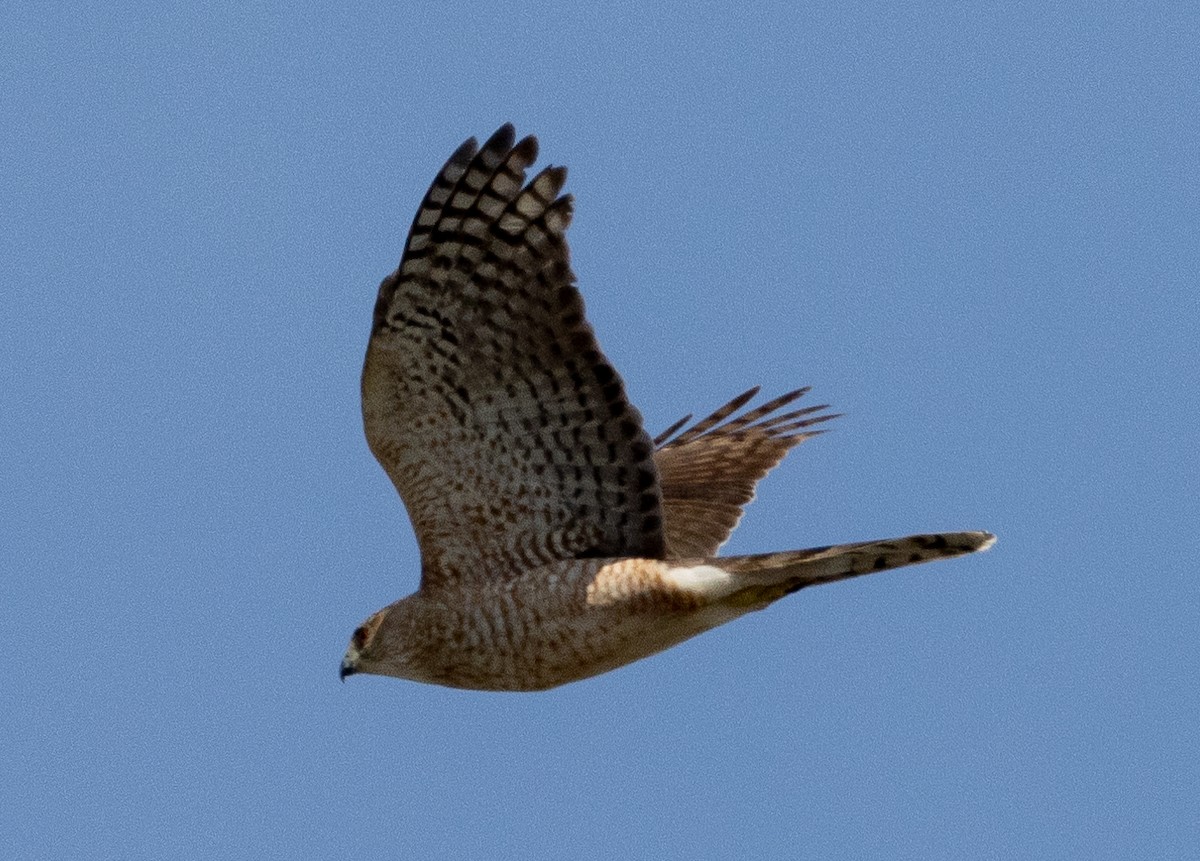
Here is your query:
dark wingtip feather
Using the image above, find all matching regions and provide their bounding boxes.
[540,165,569,195]
[661,387,762,447]
[653,414,693,446]
[449,137,479,165]
[512,134,539,164]
[483,123,517,154]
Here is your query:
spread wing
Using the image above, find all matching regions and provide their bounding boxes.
[653,388,838,557]
[362,125,664,586]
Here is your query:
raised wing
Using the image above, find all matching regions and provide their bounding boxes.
[654,388,837,557]
[363,125,664,586]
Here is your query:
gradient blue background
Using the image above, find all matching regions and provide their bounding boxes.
[4,2,1197,858]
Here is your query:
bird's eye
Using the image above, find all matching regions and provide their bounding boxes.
[351,626,369,650]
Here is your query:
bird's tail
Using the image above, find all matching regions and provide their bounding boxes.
[717,531,996,608]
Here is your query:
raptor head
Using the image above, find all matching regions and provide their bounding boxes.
[339,609,386,681]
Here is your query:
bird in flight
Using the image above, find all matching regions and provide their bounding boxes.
[340,124,994,691]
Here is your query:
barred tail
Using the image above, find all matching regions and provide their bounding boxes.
[719,531,996,606]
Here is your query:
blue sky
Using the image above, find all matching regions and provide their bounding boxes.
[4,2,1197,858]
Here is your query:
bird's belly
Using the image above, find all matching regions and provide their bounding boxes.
[421,559,744,691]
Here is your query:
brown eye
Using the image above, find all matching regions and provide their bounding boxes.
[351,626,368,650]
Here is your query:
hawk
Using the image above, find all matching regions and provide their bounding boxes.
[340,125,994,691]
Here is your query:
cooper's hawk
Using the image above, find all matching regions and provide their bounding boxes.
[340,125,994,691]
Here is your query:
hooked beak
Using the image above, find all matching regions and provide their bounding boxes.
[339,658,357,682]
